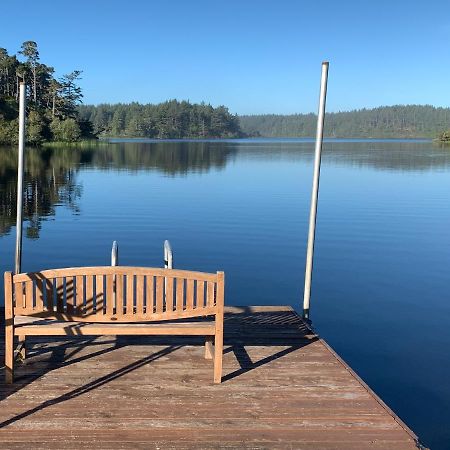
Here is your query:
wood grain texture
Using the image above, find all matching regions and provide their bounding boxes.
[0,306,422,449]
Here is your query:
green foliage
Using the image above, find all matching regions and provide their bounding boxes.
[0,118,18,145]
[0,42,91,145]
[27,111,45,145]
[78,100,243,139]
[58,70,83,118]
[50,118,81,142]
[239,105,450,138]
[437,131,450,143]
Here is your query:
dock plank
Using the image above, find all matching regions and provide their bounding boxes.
[0,306,421,449]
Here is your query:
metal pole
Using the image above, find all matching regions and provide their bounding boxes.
[164,240,173,269]
[14,82,27,274]
[111,241,118,311]
[303,62,329,320]
[164,240,173,306]
[111,241,119,266]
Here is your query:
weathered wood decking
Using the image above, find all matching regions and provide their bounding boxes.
[0,306,420,449]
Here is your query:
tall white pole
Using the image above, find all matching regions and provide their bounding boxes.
[111,241,118,311]
[111,241,119,266]
[164,240,173,269]
[303,62,329,320]
[14,82,27,275]
[164,240,173,306]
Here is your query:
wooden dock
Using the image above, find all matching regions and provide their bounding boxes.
[0,306,421,449]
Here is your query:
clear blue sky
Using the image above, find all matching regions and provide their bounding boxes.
[2,0,449,114]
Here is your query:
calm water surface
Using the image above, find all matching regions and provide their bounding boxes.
[0,139,449,449]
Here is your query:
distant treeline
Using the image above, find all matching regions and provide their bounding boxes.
[0,41,92,145]
[78,101,243,139]
[239,105,450,138]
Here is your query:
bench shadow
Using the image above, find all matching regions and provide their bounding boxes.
[222,341,316,382]
[221,306,317,381]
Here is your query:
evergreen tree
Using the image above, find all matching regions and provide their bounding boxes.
[0,42,89,144]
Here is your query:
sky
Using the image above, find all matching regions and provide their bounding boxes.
[2,0,450,115]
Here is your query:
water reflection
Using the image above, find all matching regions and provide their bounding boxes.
[89,142,236,174]
[0,147,81,238]
[0,139,449,239]
[237,140,450,172]
[0,142,237,238]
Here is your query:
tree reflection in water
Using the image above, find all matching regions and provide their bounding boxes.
[0,142,236,238]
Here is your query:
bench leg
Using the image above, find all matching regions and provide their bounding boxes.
[18,335,26,360]
[213,329,223,384]
[5,322,14,384]
[205,336,214,360]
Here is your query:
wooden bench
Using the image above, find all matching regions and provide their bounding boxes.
[4,267,224,384]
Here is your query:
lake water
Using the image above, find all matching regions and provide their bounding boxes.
[1,138,449,449]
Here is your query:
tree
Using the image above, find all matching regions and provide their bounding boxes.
[59,70,83,118]
[50,118,81,142]
[0,42,93,144]
[19,41,39,103]
[27,111,45,145]
[0,48,18,97]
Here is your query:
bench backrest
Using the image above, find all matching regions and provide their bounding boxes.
[5,267,224,322]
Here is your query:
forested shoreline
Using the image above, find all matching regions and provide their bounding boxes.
[81,103,450,141]
[2,41,450,143]
[78,101,243,139]
[240,106,450,139]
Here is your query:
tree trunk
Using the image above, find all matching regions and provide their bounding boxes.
[33,67,37,103]
[5,67,9,96]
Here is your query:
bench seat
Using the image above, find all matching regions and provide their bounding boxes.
[14,315,216,336]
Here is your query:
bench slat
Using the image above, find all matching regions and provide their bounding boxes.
[106,274,114,315]
[165,277,174,312]
[18,281,26,311]
[186,279,194,310]
[66,276,75,314]
[136,275,144,315]
[76,275,84,314]
[56,277,64,312]
[196,280,205,309]
[176,278,184,312]
[116,273,124,314]
[126,274,134,315]
[96,275,104,314]
[155,276,163,313]
[14,322,215,336]
[36,277,45,312]
[86,275,94,315]
[25,280,34,313]
[207,281,215,307]
[146,275,154,315]
[45,278,54,311]
[14,306,219,323]
[14,267,218,282]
